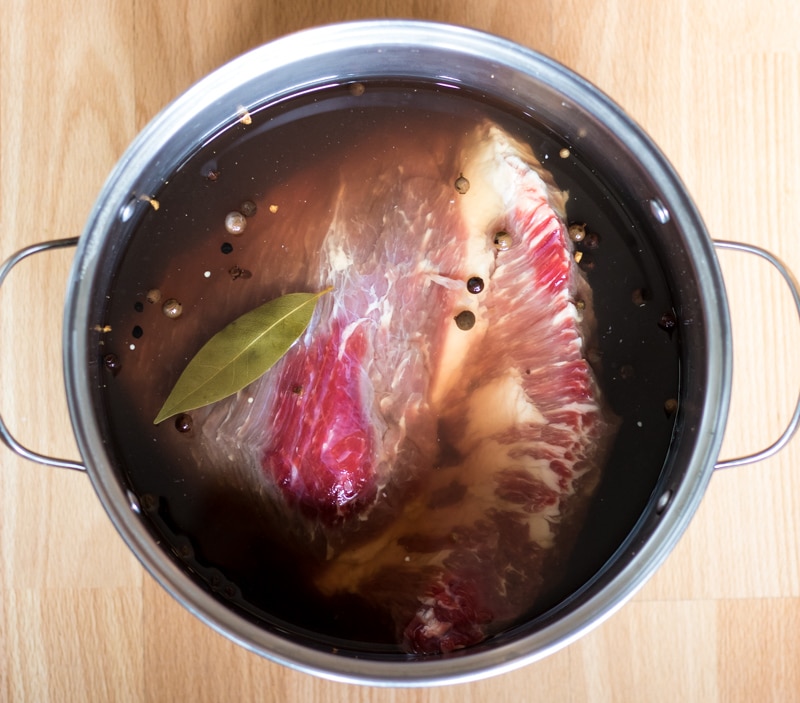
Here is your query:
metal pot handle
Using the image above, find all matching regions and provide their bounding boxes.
[2,237,796,473]
[0,237,85,471]
[713,240,800,470]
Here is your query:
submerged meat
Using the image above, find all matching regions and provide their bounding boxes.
[264,164,480,526]
[197,120,617,652]
[199,141,470,533]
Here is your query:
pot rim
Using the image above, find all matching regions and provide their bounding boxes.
[62,19,731,686]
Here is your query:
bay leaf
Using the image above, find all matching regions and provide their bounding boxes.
[153,288,331,424]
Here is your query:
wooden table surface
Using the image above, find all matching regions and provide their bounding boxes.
[2,1,799,701]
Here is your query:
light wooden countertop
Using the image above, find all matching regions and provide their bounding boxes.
[1,2,799,701]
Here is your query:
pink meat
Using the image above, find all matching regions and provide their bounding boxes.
[197,120,616,652]
[262,319,376,522]
[255,158,472,529]
[312,124,616,653]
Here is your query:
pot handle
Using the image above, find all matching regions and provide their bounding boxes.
[0,237,85,471]
[3,237,796,473]
[713,240,800,470]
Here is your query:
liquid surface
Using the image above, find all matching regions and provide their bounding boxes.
[98,80,680,652]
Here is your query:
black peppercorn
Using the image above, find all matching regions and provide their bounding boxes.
[658,311,677,332]
[175,414,193,433]
[466,276,484,294]
[103,353,121,375]
[454,310,476,330]
[583,232,601,249]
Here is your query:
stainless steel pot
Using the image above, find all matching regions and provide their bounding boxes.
[1,20,799,686]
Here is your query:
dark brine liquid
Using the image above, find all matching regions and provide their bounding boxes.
[99,80,680,652]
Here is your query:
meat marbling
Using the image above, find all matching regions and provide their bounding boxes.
[196,120,617,653]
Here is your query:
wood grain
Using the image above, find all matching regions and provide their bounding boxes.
[1,1,799,701]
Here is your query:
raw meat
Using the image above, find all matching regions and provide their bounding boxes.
[198,120,617,652]
[259,159,470,528]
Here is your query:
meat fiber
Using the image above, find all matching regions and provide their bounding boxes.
[197,120,617,652]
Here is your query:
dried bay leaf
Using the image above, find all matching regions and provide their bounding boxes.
[153,288,331,424]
